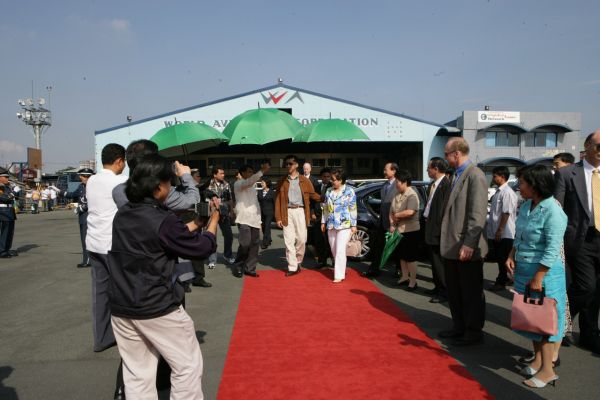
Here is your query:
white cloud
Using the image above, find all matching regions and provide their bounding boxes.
[110,19,131,33]
[0,140,25,154]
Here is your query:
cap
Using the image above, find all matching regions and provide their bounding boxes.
[0,167,10,177]
[77,168,94,176]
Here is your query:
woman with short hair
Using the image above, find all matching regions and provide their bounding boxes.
[321,169,357,283]
[109,154,220,399]
[506,164,567,389]
[390,170,421,291]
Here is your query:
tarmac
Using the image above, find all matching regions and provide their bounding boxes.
[0,210,598,400]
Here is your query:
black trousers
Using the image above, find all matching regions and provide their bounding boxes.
[567,229,600,338]
[219,219,233,259]
[428,245,446,295]
[261,212,273,245]
[489,238,514,285]
[444,258,486,336]
[313,221,331,262]
[191,259,205,280]
[79,223,90,264]
[368,227,386,271]
[0,220,15,254]
[236,224,260,273]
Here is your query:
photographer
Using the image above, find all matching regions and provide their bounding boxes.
[109,154,219,399]
[233,163,270,277]
[205,166,235,266]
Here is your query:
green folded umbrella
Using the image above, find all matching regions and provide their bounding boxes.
[150,122,229,158]
[293,118,370,143]
[223,108,303,145]
[379,230,403,269]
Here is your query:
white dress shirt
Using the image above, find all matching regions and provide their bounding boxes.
[583,159,600,217]
[234,171,263,229]
[423,175,445,219]
[85,168,128,254]
[486,182,518,240]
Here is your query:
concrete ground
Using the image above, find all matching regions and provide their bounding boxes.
[0,210,598,400]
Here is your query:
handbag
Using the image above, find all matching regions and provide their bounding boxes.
[510,284,558,336]
[346,234,363,257]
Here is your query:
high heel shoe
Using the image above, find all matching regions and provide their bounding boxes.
[333,279,344,283]
[405,283,418,292]
[397,279,409,286]
[523,375,559,388]
[519,365,538,377]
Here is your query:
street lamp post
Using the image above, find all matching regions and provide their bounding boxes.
[16,96,52,179]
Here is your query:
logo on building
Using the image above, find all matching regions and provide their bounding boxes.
[260,90,304,105]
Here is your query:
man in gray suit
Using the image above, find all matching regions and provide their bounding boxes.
[363,162,399,277]
[555,131,600,354]
[438,138,488,346]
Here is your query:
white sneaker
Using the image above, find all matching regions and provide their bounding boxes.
[225,257,236,264]
[208,263,215,269]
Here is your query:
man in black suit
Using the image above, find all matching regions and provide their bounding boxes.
[423,157,450,303]
[363,162,399,277]
[555,131,600,354]
[257,176,275,249]
[314,168,332,268]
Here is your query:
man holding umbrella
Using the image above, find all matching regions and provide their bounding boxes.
[275,155,321,276]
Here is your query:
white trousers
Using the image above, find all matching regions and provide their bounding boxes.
[111,306,204,400]
[327,228,352,280]
[282,208,307,271]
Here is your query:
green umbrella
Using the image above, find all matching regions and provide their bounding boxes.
[223,108,303,145]
[150,122,229,158]
[293,118,370,142]
[379,230,403,269]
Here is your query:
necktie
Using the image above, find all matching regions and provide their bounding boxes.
[593,170,600,232]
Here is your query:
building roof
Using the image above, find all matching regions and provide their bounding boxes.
[96,83,449,135]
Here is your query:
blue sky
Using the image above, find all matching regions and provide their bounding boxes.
[1,0,599,172]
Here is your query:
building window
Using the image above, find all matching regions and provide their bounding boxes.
[328,158,342,167]
[246,158,271,170]
[357,158,370,168]
[485,130,519,147]
[312,159,326,167]
[531,130,558,147]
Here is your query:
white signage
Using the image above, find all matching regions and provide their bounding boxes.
[478,111,520,123]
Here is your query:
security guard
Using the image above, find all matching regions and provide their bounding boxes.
[0,167,17,258]
[64,168,94,267]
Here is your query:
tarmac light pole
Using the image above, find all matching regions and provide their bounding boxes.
[16,96,52,180]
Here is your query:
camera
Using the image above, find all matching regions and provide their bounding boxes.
[194,200,210,218]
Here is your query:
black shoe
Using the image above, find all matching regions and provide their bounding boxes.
[285,269,300,277]
[192,278,212,287]
[361,270,380,278]
[405,283,418,292]
[114,385,126,400]
[260,243,269,249]
[8,250,18,256]
[429,295,447,304]
[77,263,91,268]
[452,334,483,346]
[0,252,12,258]
[438,329,464,339]
[487,282,506,292]
[244,271,259,278]
[233,269,243,278]
[184,284,192,293]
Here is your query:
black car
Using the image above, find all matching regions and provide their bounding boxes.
[350,180,429,261]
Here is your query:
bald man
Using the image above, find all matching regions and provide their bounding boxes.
[555,131,600,354]
[438,137,489,346]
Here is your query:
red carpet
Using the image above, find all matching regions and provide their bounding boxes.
[217,268,492,400]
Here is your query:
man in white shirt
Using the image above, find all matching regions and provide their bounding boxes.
[41,186,50,211]
[85,143,127,353]
[233,162,270,278]
[486,166,518,292]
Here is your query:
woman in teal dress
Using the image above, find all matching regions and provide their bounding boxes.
[506,164,567,389]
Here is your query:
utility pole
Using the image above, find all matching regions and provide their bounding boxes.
[16,90,52,180]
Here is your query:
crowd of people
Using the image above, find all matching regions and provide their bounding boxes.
[1,130,599,397]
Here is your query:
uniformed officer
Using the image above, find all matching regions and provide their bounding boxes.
[0,167,18,258]
[64,168,94,267]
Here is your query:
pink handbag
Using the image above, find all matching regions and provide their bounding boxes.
[346,235,363,258]
[510,285,558,336]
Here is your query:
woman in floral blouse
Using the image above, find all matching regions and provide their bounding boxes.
[321,169,357,283]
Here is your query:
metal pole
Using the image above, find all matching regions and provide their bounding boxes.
[34,125,42,179]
